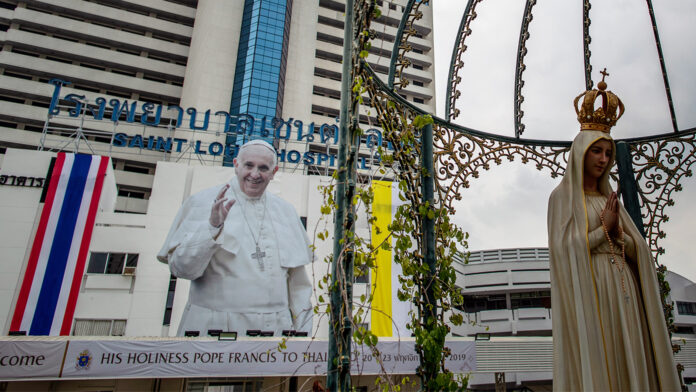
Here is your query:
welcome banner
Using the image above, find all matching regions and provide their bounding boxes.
[0,340,65,379]
[10,153,110,336]
[0,339,475,380]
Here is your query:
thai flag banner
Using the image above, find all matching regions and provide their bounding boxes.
[10,153,110,336]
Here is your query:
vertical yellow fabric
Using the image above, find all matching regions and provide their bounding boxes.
[370,180,393,336]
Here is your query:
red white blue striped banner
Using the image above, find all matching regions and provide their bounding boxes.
[10,153,109,336]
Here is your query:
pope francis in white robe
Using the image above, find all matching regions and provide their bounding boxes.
[157,140,313,337]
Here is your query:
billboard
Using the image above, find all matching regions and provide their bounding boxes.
[0,148,477,382]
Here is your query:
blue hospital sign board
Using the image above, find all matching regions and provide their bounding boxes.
[46,79,390,168]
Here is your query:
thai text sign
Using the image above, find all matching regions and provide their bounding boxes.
[46,79,390,166]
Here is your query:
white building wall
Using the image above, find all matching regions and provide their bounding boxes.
[178,0,243,113]
[282,0,319,156]
[0,150,54,333]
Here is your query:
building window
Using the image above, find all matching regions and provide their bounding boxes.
[87,252,138,274]
[186,380,263,392]
[511,291,551,309]
[675,326,694,334]
[677,301,696,316]
[354,264,369,284]
[117,185,149,199]
[413,80,424,87]
[163,275,177,326]
[413,97,425,104]
[460,294,507,312]
[73,319,126,336]
[122,162,153,175]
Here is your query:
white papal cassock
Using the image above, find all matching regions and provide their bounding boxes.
[157,179,313,336]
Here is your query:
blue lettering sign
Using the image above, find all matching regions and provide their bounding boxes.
[43,79,395,168]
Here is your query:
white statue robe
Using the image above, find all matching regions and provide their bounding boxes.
[157,179,313,336]
[547,130,681,391]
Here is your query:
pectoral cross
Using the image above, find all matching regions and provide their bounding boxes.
[251,245,266,271]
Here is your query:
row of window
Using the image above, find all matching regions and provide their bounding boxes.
[24,3,192,45]
[320,0,430,37]
[85,0,196,26]
[1,63,180,109]
[458,291,552,313]
[677,301,696,316]
[13,22,187,65]
[457,294,696,315]
[8,44,184,87]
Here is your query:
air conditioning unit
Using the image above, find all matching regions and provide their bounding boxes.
[122,266,136,276]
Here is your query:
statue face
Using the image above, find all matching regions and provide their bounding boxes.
[584,139,612,181]
[233,145,278,198]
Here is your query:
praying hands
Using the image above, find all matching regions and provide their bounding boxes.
[601,191,619,237]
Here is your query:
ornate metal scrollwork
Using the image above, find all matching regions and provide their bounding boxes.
[432,121,569,212]
[514,0,537,138]
[582,0,593,91]
[628,130,696,260]
[388,0,430,90]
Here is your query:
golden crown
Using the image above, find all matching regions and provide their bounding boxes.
[574,68,624,132]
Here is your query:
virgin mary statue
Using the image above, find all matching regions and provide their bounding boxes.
[547,76,681,391]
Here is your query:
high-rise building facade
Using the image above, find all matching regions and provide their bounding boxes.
[0,3,437,389]
[0,0,436,212]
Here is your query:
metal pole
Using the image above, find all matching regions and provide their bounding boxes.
[421,122,436,305]
[420,122,437,388]
[327,0,355,390]
[615,141,646,238]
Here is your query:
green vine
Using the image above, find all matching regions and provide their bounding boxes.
[317,1,471,390]
[382,113,469,391]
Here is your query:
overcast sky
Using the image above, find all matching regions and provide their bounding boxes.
[430,1,696,282]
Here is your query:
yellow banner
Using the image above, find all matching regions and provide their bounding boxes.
[370,180,393,336]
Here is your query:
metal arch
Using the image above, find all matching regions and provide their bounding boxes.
[368,65,569,146]
[645,0,679,133]
[514,0,537,139]
[369,64,696,148]
[387,0,418,89]
[582,0,593,90]
[431,124,570,214]
[365,61,696,259]
[445,0,483,121]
